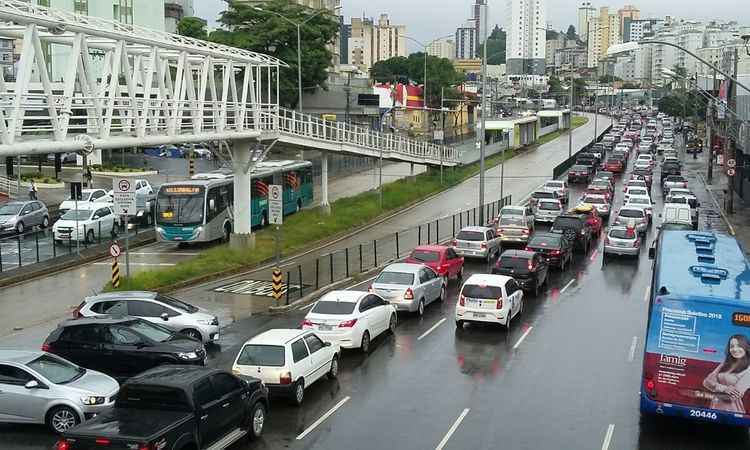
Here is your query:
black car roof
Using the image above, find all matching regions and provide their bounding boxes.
[58,315,138,327]
[124,365,222,389]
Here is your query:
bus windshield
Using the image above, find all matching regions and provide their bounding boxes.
[157,186,205,226]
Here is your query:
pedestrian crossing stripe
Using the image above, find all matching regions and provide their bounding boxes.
[214,279,306,297]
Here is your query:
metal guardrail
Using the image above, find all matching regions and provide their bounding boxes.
[0,175,18,198]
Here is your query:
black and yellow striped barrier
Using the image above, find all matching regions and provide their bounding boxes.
[272,269,283,301]
[112,259,120,288]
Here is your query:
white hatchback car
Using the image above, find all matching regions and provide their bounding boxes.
[52,205,117,244]
[232,329,339,406]
[455,274,524,329]
[302,290,397,352]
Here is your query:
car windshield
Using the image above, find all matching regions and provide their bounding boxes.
[553,217,582,229]
[61,209,95,221]
[375,271,414,285]
[571,166,588,172]
[157,186,205,226]
[665,176,685,182]
[67,192,93,201]
[499,257,530,271]
[456,230,485,241]
[583,197,606,204]
[410,250,440,262]
[606,159,620,164]
[538,201,560,211]
[628,197,649,205]
[628,189,647,196]
[27,354,84,384]
[0,203,22,215]
[532,192,554,199]
[609,229,636,239]
[619,209,644,218]
[236,344,285,367]
[667,197,688,204]
[126,320,174,343]
[155,295,199,313]
[311,301,357,315]
[462,284,503,299]
[545,182,563,189]
[499,216,525,226]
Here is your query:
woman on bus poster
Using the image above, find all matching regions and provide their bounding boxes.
[702,335,750,413]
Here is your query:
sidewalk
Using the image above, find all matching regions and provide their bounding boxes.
[683,151,750,253]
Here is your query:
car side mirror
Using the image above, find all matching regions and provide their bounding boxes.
[648,247,656,260]
[25,380,39,389]
[160,313,169,321]
[209,199,216,211]
[324,342,332,347]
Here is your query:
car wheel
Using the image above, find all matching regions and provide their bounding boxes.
[533,280,539,297]
[439,284,446,302]
[248,401,266,440]
[417,299,425,316]
[506,306,513,330]
[455,319,464,328]
[15,221,24,234]
[47,406,79,434]
[360,331,371,353]
[41,215,49,229]
[223,223,231,243]
[327,356,339,380]
[260,212,268,228]
[457,267,464,280]
[388,314,397,334]
[292,379,305,406]
[180,328,202,341]
[86,229,95,244]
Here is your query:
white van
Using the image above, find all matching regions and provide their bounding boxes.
[661,203,692,229]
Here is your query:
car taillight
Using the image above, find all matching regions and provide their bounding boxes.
[41,343,50,352]
[527,262,534,271]
[497,228,504,234]
[522,229,530,235]
[452,240,457,247]
[73,301,85,319]
[368,285,373,293]
[634,238,641,247]
[56,439,72,450]
[338,319,358,328]
[301,319,313,328]
[459,295,465,306]
[604,237,610,245]
[550,250,561,256]
[280,372,292,385]
[481,242,487,249]
[95,438,111,446]
[138,445,152,450]
[496,298,503,309]
[404,288,414,300]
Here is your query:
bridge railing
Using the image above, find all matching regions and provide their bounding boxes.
[258,107,460,165]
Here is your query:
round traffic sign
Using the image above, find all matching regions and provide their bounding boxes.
[109,243,121,258]
[727,168,736,177]
[727,159,737,168]
[270,186,281,200]
[118,179,131,192]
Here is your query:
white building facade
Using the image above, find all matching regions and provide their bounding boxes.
[427,38,455,60]
[506,0,546,75]
[455,21,477,60]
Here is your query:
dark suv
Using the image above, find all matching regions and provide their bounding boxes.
[43,316,206,380]
[551,214,594,253]
[576,152,600,168]
[568,165,594,183]
[493,250,549,296]
[525,232,574,270]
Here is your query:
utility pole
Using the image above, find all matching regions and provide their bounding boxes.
[727,47,738,214]
[707,68,716,184]
[477,3,488,223]
[593,84,598,141]
[568,74,574,158]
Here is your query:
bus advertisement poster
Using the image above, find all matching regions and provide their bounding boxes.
[644,297,750,417]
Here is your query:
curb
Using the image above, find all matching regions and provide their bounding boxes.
[92,170,159,177]
[697,172,736,236]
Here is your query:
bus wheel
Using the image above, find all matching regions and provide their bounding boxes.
[223,223,232,243]
[296,199,302,213]
[261,212,268,228]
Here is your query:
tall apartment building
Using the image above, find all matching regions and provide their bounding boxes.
[348,14,406,73]
[164,0,194,34]
[586,6,621,67]
[427,38,455,61]
[472,0,487,57]
[455,21,477,60]
[339,19,351,64]
[506,0,546,76]
[578,1,596,42]
[617,4,640,37]
[623,18,661,42]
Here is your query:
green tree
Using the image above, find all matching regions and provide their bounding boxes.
[598,74,622,84]
[480,26,506,65]
[177,17,208,40]
[547,75,563,94]
[370,53,464,108]
[210,0,340,108]
[566,25,577,41]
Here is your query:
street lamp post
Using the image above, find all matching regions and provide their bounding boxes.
[478,3,488,224]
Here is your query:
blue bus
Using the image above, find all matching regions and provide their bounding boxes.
[155,160,313,243]
[642,231,750,426]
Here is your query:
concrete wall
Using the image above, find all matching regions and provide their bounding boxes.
[540,123,559,136]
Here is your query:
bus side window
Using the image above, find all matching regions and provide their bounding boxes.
[219,186,232,210]
[207,187,219,221]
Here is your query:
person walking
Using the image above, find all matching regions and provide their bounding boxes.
[28,179,37,200]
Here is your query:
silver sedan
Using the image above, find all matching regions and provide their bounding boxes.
[370,263,445,316]
[0,350,119,433]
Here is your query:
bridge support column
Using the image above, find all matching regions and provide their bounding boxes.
[320,153,331,215]
[408,162,416,182]
[230,140,256,250]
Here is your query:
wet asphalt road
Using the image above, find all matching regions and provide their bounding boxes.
[5,143,750,450]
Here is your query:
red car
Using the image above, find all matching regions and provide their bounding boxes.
[570,204,603,237]
[405,245,464,283]
[604,158,624,173]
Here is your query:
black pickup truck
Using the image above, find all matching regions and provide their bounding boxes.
[56,366,268,450]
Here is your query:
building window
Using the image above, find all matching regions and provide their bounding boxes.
[38,0,50,6]
[73,0,87,15]
[113,0,133,25]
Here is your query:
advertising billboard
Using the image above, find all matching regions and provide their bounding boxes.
[644,297,750,418]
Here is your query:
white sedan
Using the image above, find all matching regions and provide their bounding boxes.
[53,205,117,244]
[302,290,397,353]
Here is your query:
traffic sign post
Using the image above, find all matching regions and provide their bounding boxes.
[109,243,121,258]
[111,258,120,288]
[269,185,283,268]
[728,159,737,168]
[112,178,136,279]
[272,270,283,305]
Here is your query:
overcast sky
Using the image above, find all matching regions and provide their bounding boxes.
[195,0,749,51]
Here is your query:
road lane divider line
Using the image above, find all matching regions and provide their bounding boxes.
[628,336,638,362]
[643,286,650,304]
[295,396,351,441]
[513,326,534,350]
[560,279,575,294]
[435,408,470,450]
[418,318,447,341]
[601,424,615,450]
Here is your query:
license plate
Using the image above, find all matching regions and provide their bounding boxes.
[473,312,487,318]
[318,325,332,331]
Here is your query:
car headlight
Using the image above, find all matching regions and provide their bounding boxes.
[81,396,105,405]
[156,226,164,233]
[197,319,213,325]
[178,352,198,360]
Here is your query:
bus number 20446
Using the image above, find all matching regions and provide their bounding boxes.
[690,410,718,420]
